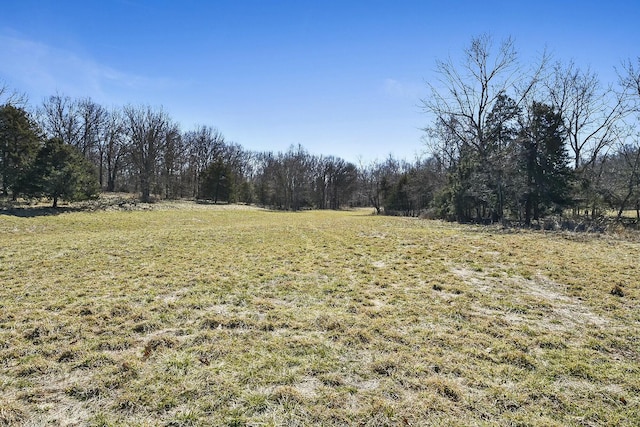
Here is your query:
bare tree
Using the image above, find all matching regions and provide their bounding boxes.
[607,62,640,220]
[620,57,640,101]
[422,34,546,221]
[277,145,312,211]
[39,94,81,147]
[0,81,27,107]
[423,34,545,157]
[183,125,226,197]
[312,156,357,210]
[256,145,313,210]
[612,140,640,220]
[39,96,119,189]
[76,98,107,159]
[358,157,401,214]
[123,105,174,202]
[161,124,184,199]
[546,61,628,170]
[102,109,127,192]
[423,115,465,170]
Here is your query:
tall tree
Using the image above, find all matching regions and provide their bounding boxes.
[327,158,358,210]
[277,145,313,211]
[403,157,445,217]
[160,124,183,199]
[255,145,314,210]
[484,93,521,219]
[601,136,640,220]
[184,125,226,198]
[221,142,252,203]
[123,105,174,202]
[547,61,627,170]
[200,158,235,203]
[39,94,81,148]
[39,95,117,189]
[358,157,403,214]
[0,105,41,199]
[423,34,546,221]
[547,62,628,216]
[517,102,572,224]
[312,156,357,210]
[76,97,107,159]
[102,109,127,192]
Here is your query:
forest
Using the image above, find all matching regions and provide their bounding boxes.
[2,36,640,225]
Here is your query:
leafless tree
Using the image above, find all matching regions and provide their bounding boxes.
[613,140,640,220]
[546,62,629,216]
[183,125,226,197]
[123,105,174,202]
[546,61,628,170]
[358,157,401,214]
[161,124,184,199]
[0,81,27,107]
[76,98,107,159]
[423,34,546,158]
[102,109,127,192]
[608,58,640,219]
[620,57,640,101]
[313,156,357,210]
[277,145,312,211]
[256,145,313,210]
[598,126,640,220]
[422,115,466,170]
[39,94,81,147]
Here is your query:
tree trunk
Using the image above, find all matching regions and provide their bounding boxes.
[99,158,104,189]
[2,168,7,196]
[141,179,151,202]
[524,194,532,226]
[616,190,633,220]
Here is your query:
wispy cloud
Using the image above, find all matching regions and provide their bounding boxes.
[382,78,424,100]
[0,32,175,103]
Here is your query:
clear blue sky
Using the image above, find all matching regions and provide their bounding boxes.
[1,0,638,163]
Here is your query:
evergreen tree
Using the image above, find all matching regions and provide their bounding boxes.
[518,103,573,224]
[0,104,41,199]
[200,158,236,203]
[26,138,99,207]
[484,93,521,220]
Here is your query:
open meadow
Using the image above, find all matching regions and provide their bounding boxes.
[1,203,639,426]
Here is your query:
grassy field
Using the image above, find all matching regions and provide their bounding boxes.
[1,202,639,426]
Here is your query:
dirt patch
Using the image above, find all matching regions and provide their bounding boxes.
[524,274,608,327]
[452,266,609,330]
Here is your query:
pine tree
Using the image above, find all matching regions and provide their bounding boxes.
[518,102,573,224]
[0,104,41,199]
[26,138,99,207]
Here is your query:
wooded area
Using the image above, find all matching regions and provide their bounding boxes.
[2,36,640,224]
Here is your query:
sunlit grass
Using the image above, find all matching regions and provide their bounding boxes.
[1,203,638,425]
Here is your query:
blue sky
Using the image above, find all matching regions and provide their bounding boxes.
[1,1,638,163]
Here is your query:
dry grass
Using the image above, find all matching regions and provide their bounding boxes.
[0,201,638,426]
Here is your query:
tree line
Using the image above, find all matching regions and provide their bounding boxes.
[0,89,364,209]
[422,35,640,224]
[2,36,640,223]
